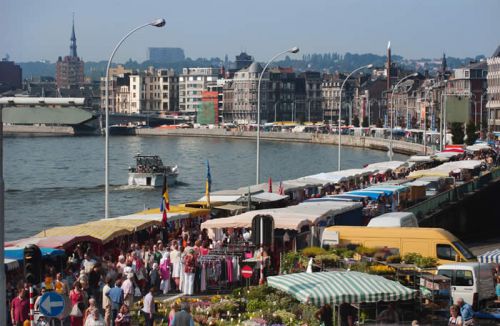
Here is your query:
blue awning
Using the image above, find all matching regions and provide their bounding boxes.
[5,247,65,262]
[345,191,385,200]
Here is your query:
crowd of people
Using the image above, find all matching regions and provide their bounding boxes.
[7,229,213,326]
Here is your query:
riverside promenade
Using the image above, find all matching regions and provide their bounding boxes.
[136,128,433,156]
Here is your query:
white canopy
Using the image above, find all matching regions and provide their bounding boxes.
[113,212,190,223]
[365,161,407,173]
[198,195,242,203]
[409,160,484,178]
[408,155,435,163]
[201,201,361,232]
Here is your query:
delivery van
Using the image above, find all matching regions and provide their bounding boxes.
[367,212,418,227]
[321,226,476,265]
[437,263,496,309]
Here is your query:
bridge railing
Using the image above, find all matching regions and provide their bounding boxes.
[406,167,500,221]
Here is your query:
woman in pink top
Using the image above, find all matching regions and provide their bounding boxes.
[69,282,84,326]
[200,241,210,256]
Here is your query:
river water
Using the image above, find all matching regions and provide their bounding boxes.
[4,135,406,241]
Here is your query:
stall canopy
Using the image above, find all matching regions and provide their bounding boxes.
[5,235,100,250]
[267,271,417,306]
[478,249,500,264]
[408,160,484,178]
[4,258,20,271]
[35,223,131,244]
[364,161,407,174]
[5,247,65,261]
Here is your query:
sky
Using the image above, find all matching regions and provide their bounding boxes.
[1,0,499,63]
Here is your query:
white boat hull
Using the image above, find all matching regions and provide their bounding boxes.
[128,172,177,187]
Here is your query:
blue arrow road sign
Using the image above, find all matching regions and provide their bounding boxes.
[39,292,65,317]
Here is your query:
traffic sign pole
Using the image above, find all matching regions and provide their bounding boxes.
[29,286,34,326]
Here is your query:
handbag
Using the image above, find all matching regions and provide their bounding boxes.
[134,287,142,297]
[70,303,82,317]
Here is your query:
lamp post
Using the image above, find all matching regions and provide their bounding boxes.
[389,73,418,160]
[256,46,299,184]
[104,18,165,219]
[337,64,373,171]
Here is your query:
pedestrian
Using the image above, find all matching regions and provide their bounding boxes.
[168,303,178,325]
[102,277,112,326]
[448,304,463,325]
[496,275,500,300]
[376,302,399,324]
[141,287,156,326]
[121,273,134,307]
[84,298,105,326]
[55,272,69,296]
[159,253,171,294]
[10,288,29,326]
[315,304,333,326]
[170,302,194,326]
[455,297,475,326]
[107,279,124,325]
[183,248,196,296]
[114,304,131,326]
[339,302,357,326]
[170,242,181,292]
[69,282,85,326]
[149,263,161,293]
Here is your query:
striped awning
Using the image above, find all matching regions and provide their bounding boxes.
[478,249,500,263]
[267,271,417,306]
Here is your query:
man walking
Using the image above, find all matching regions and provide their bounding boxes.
[107,279,124,325]
[102,276,112,326]
[142,287,156,326]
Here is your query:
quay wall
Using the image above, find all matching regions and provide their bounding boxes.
[136,128,431,155]
[3,124,75,136]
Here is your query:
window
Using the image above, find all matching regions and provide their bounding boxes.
[452,241,475,260]
[455,270,474,286]
[437,244,457,261]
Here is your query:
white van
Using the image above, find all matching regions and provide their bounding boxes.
[367,212,418,227]
[437,262,496,309]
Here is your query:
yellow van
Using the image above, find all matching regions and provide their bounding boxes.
[321,226,476,265]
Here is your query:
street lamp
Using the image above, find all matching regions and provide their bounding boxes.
[273,100,280,122]
[256,46,299,184]
[388,72,418,160]
[104,18,166,219]
[337,63,373,171]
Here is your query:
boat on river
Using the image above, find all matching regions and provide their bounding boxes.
[128,154,178,187]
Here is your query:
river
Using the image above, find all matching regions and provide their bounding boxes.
[4,135,407,241]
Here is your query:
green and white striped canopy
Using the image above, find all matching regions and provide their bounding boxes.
[267,271,417,306]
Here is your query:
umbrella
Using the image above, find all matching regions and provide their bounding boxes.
[478,249,500,264]
[267,271,417,306]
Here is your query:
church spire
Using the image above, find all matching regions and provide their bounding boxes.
[70,13,78,58]
[441,53,447,74]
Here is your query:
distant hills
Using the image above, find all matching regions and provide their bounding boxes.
[19,52,485,80]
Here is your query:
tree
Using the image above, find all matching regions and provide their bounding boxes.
[362,118,369,128]
[450,122,464,144]
[465,120,478,145]
[352,116,360,127]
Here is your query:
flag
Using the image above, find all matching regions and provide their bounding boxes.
[205,160,211,207]
[278,181,284,195]
[268,177,273,193]
[160,175,170,226]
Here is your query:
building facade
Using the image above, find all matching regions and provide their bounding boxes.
[0,59,22,92]
[487,46,500,132]
[56,18,84,89]
[129,68,178,114]
[179,67,219,114]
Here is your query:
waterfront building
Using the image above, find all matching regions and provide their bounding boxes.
[269,67,297,122]
[129,68,178,114]
[487,45,500,132]
[235,52,253,70]
[55,17,84,89]
[100,73,131,113]
[448,60,488,126]
[0,58,22,92]
[179,67,219,114]
[230,62,270,124]
[148,47,185,64]
[298,71,323,122]
[321,73,357,124]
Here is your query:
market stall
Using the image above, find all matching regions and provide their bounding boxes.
[478,249,500,264]
[267,271,417,306]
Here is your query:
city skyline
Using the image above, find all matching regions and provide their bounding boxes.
[2,0,499,63]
